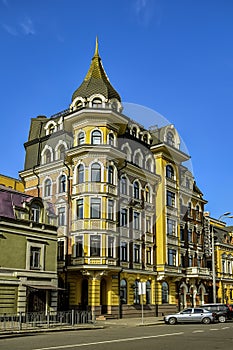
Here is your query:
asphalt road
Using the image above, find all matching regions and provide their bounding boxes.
[1,322,233,350]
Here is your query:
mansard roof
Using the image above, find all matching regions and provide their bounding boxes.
[72,38,121,102]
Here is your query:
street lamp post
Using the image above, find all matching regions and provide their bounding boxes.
[211,225,216,303]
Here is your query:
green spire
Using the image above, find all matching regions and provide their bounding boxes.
[72,39,121,102]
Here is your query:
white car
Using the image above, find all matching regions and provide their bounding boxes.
[164,307,215,325]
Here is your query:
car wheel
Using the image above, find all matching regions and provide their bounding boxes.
[218,315,226,323]
[168,317,177,325]
[202,317,211,324]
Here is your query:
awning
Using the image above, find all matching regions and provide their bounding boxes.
[24,284,64,291]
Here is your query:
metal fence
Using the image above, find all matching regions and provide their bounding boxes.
[0,310,93,332]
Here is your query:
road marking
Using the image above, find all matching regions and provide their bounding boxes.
[221,327,230,330]
[210,328,219,331]
[33,332,184,350]
[192,330,204,333]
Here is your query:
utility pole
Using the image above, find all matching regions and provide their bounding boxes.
[211,225,216,303]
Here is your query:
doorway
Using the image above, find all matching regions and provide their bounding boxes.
[100,278,107,314]
[81,279,88,310]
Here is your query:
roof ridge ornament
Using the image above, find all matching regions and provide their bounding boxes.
[94,36,99,58]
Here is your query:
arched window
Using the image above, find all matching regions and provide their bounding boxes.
[145,158,152,172]
[44,149,52,164]
[120,176,127,195]
[132,127,137,138]
[78,131,85,145]
[143,134,148,144]
[162,282,169,303]
[146,281,151,304]
[134,280,140,304]
[196,205,200,220]
[92,98,102,107]
[166,165,174,179]
[91,163,101,182]
[31,204,41,223]
[134,153,140,166]
[108,133,114,146]
[44,179,52,197]
[91,130,102,145]
[188,202,192,216]
[167,131,174,146]
[75,100,83,109]
[145,186,150,203]
[58,145,65,160]
[58,175,66,193]
[77,164,84,184]
[48,124,55,135]
[120,279,127,304]
[108,165,114,184]
[133,181,140,199]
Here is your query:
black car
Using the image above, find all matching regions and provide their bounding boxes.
[203,303,233,323]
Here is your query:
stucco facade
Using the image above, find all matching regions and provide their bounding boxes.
[19,40,213,317]
[0,185,58,314]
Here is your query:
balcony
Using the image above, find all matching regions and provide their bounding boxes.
[71,257,118,267]
[72,219,117,232]
[72,182,117,196]
[167,234,179,245]
[145,233,153,243]
[185,267,210,278]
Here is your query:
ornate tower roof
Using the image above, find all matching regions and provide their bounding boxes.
[72,38,121,102]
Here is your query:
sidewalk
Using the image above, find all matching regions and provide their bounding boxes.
[95,316,164,327]
[0,316,164,339]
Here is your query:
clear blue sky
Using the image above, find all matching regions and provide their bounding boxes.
[0,0,233,221]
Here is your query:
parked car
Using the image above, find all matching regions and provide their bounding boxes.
[203,303,233,323]
[164,307,215,325]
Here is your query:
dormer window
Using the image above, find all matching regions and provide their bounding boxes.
[75,100,83,109]
[143,134,148,143]
[92,98,102,108]
[45,149,52,164]
[48,124,55,134]
[167,131,174,146]
[132,127,137,138]
[31,204,41,223]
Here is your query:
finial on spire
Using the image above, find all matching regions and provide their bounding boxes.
[94,36,99,57]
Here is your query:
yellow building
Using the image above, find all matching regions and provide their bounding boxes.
[0,173,24,192]
[204,213,233,304]
[20,39,210,317]
[151,126,210,314]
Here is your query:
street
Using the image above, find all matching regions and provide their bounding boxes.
[1,322,233,350]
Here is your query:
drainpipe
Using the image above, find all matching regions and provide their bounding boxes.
[117,160,127,319]
[32,166,40,197]
[63,161,71,309]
